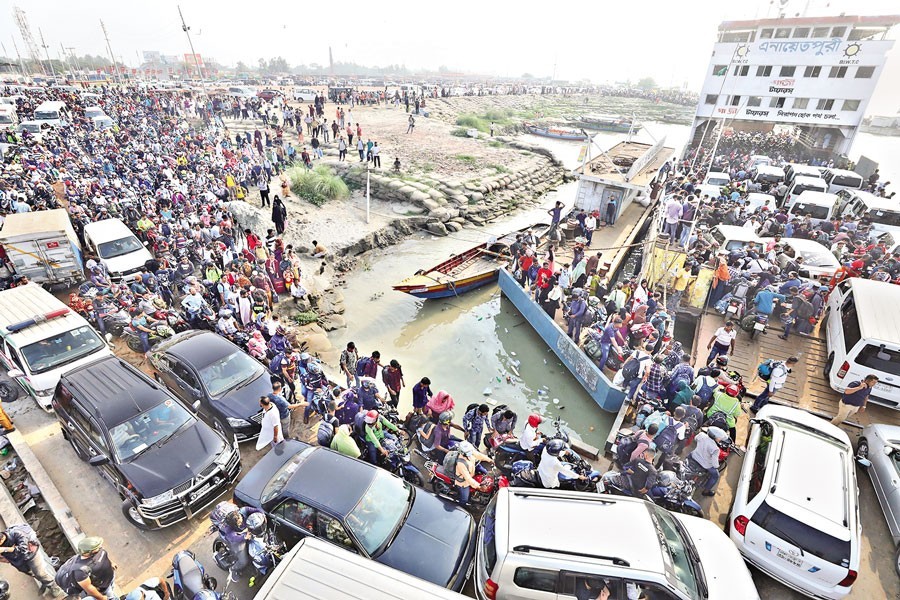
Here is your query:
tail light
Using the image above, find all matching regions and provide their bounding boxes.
[733,515,749,536]
[497,475,509,488]
[484,578,499,600]
[837,570,857,587]
[836,361,850,379]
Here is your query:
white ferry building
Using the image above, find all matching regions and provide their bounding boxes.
[690,15,899,159]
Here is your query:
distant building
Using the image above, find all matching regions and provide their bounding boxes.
[690,14,900,158]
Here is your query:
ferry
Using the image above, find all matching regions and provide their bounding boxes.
[578,114,641,133]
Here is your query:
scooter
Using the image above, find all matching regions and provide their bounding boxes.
[494,416,569,474]
[597,469,704,518]
[417,453,508,507]
[212,514,285,583]
[379,435,424,487]
[123,322,175,353]
[169,550,229,600]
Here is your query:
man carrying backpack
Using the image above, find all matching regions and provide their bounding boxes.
[691,370,718,410]
[0,524,63,597]
[749,356,798,414]
[55,537,117,600]
[355,350,381,379]
[615,343,652,401]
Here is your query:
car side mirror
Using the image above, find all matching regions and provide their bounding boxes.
[88,455,109,467]
[192,400,201,411]
[884,445,895,457]
[856,457,872,469]
[7,369,23,379]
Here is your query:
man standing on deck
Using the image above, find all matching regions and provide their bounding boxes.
[605,195,619,225]
[548,200,564,232]
[749,356,799,413]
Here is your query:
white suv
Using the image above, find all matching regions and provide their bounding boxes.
[729,404,860,599]
[475,488,758,600]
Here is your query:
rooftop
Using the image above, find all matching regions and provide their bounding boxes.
[575,140,674,189]
[719,14,900,32]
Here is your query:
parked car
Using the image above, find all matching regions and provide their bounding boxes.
[257,89,282,101]
[761,237,840,280]
[856,423,900,576]
[234,440,476,591]
[729,404,860,599]
[53,356,241,530]
[149,330,272,442]
[476,487,758,600]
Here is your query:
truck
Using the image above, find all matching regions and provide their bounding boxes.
[0,209,84,286]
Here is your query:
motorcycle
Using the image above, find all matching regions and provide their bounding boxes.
[494,416,569,474]
[417,452,508,507]
[183,304,217,331]
[597,469,704,518]
[153,308,190,333]
[725,296,746,320]
[123,322,175,353]
[379,436,424,487]
[750,312,768,339]
[169,550,230,600]
[507,454,601,493]
[212,514,286,583]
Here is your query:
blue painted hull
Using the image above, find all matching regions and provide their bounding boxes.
[405,276,498,299]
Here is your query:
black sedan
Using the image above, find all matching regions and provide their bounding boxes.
[149,330,273,442]
[234,440,476,591]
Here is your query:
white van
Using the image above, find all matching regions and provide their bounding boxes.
[786,190,839,226]
[0,105,18,130]
[825,278,900,408]
[227,86,256,98]
[0,284,112,411]
[293,87,318,101]
[745,192,776,212]
[784,175,827,206]
[835,189,900,235]
[748,154,772,169]
[730,404,860,599]
[84,106,105,119]
[255,537,468,600]
[82,218,153,280]
[33,101,69,126]
[703,224,764,255]
[823,168,864,194]
[91,116,114,131]
[784,163,823,186]
[751,164,785,185]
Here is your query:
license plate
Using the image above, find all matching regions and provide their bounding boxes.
[189,483,212,502]
[727,306,737,313]
[776,548,803,568]
[754,323,766,331]
[874,383,894,394]
[596,479,606,493]
[465,556,476,581]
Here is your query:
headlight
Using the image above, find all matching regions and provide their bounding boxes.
[214,449,233,468]
[35,388,54,398]
[141,490,175,507]
[226,417,251,428]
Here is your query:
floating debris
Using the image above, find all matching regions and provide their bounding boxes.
[543,359,548,364]
[510,352,517,356]
[552,398,560,404]
[482,387,492,395]
[504,328,509,333]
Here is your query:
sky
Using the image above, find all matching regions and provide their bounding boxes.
[2,0,899,113]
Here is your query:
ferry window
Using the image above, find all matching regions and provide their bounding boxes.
[775,28,791,39]
[733,65,749,76]
[747,96,762,107]
[779,66,796,77]
[792,27,810,38]
[705,94,719,105]
[856,66,875,78]
[756,65,772,77]
[721,31,752,43]
[831,26,847,38]
[842,100,860,112]
[829,66,847,78]
[803,66,822,78]
[769,97,786,108]
[793,98,810,109]
[729,95,742,106]
[712,64,727,76]
[760,28,774,39]
[812,27,830,38]
[816,99,835,111]
[849,27,882,41]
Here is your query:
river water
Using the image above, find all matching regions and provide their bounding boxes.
[328,121,898,448]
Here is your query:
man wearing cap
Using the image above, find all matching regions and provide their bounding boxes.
[55,536,117,600]
[124,576,170,600]
[0,523,62,596]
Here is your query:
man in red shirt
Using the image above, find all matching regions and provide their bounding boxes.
[534,262,553,299]
[245,228,262,251]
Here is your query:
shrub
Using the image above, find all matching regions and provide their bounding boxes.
[287,165,350,207]
[293,310,319,326]
[450,127,470,137]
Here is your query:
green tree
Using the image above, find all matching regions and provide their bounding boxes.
[636,77,657,90]
[268,56,289,73]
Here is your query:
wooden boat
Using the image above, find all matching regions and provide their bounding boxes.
[523,122,588,141]
[578,113,641,133]
[393,223,549,299]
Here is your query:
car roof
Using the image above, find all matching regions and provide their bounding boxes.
[83,218,134,242]
[794,190,837,205]
[826,168,861,178]
[62,356,171,425]
[849,189,897,211]
[791,175,826,186]
[156,330,239,370]
[503,489,665,573]
[843,278,900,344]
[286,448,377,516]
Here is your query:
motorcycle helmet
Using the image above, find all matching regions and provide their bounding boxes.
[218,308,233,319]
[527,413,543,428]
[457,441,475,457]
[714,355,729,367]
[438,411,454,425]
[192,590,218,600]
[299,352,310,361]
[246,512,267,537]
[707,426,728,441]
[224,511,244,530]
[724,383,741,397]
[307,362,322,375]
[546,438,566,456]
[657,470,678,488]
[364,410,379,424]
[275,325,286,335]
[588,296,600,307]
[0,580,9,600]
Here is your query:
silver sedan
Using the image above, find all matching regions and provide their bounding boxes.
[857,423,900,575]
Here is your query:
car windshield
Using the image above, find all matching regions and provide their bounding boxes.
[21,326,106,374]
[198,350,263,397]
[707,176,729,186]
[33,110,59,120]
[794,246,837,267]
[0,115,13,124]
[866,209,900,228]
[855,344,900,377]
[110,400,194,461]
[792,203,830,220]
[21,124,40,133]
[648,505,701,598]
[97,236,144,259]
[832,174,861,188]
[346,471,410,556]
[751,501,850,564]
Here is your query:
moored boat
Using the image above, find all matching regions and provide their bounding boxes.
[393,223,549,299]
[578,113,641,133]
[523,122,588,141]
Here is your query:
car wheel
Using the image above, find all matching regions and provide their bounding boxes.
[0,381,19,402]
[857,438,869,460]
[824,353,834,380]
[894,545,900,579]
[121,500,151,531]
[681,505,705,519]
[403,470,423,488]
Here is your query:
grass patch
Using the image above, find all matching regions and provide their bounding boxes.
[422,164,434,173]
[488,140,504,148]
[287,165,350,207]
[487,164,510,174]
[455,109,514,133]
[450,127,470,137]
[293,310,319,326]
[455,155,477,164]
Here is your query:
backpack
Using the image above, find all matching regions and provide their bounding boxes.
[757,359,778,381]
[316,418,336,447]
[621,353,650,383]
[654,417,679,455]
[706,410,728,431]
[442,450,463,482]
[694,377,716,403]
[55,559,84,596]
[615,431,648,465]
[355,356,372,376]
[269,352,284,374]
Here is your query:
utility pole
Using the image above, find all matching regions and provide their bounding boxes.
[67,47,80,74]
[99,19,121,83]
[38,28,55,79]
[177,5,205,83]
[10,37,26,78]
